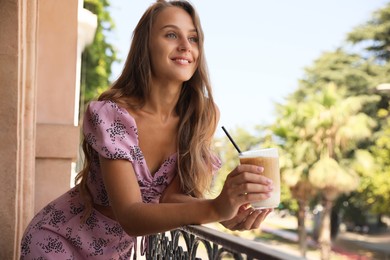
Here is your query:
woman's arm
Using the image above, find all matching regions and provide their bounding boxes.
[100,156,270,236]
[160,168,273,231]
[159,174,195,203]
[100,156,219,236]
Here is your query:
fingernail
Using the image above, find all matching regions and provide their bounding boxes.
[268,185,274,191]
[267,179,273,185]
[257,166,264,172]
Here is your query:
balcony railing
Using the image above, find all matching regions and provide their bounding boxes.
[146,225,305,259]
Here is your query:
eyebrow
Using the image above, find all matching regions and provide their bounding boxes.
[160,24,197,33]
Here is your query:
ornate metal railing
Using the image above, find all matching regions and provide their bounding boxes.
[146,225,304,260]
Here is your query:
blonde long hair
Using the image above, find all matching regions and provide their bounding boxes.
[76,0,218,218]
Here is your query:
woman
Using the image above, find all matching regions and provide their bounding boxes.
[20,1,273,259]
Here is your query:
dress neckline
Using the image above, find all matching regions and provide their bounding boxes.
[110,100,177,178]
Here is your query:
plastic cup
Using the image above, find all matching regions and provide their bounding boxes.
[239,148,280,209]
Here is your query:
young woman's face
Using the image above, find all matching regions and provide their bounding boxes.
[149,6,199,84]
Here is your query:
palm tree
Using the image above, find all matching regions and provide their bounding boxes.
[273,100,318,257]
[273,83,379,259]
[305,83,378,260]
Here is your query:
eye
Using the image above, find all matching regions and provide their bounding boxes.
[166,32,177,39]
[188,36,199,43]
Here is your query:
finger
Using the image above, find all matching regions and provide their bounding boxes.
[226,178,273,198]
[255,208,273,226]
[224,182,272,200]
[240,210,263,230]
[220,215,242,229]
[221,217,244,230]
[236,207,254,223]
[220,220,235,229]
[239,203,251,212]
[228,164,264,178]
[238,192,272,205]
[251,210,267,229]
[241,208,272,230]
[237,182,273,195]
[264,208,273,218]
[223,207,254,230]
[222,207,274,231]
[229,172,273,187]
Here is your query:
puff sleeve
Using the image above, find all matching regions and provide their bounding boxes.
[83,100,142,162]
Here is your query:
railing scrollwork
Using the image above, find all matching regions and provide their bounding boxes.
[146,225,304,260]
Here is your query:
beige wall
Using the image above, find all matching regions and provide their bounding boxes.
[0,0,80,259]
[35,0,80,213]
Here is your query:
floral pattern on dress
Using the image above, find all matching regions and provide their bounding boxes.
[20,100,220,259]
[101,146,131,160]
[65,227,83,250]
[20,100,181,259]
[89,110,104,130]
[106,119,131,144]
[37,236,66,254]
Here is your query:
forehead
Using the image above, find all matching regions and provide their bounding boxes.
[153,6,196,32]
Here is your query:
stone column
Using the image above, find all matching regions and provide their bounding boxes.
[0,0,80,259]
[0,0,38,259]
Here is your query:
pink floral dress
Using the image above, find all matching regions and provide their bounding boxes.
[20,100,183,259]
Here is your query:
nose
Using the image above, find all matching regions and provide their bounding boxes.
[178,38,191,52]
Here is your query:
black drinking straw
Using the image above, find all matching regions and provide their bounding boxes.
[221,126,242,154]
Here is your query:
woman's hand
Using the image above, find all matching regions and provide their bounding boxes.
[220,204,272,231]
[211,164,273,222]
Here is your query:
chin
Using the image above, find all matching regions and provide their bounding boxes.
[176,75,194,83]
[166,70,196,83]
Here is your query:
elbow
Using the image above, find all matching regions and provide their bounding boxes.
[115,205,152,237]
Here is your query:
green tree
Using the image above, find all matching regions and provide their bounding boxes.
[80,0,118,116]
[267,3,390,258]
[344,2,390,218]
[273,82,379,259]
[370,117,390,213]
[294,50,383,102]
[347,3,390,61]
[305,84,378,260]
[293,47,390,218]
[272,100,317,257]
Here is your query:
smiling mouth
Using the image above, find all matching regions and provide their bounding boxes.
[172,58,191,64]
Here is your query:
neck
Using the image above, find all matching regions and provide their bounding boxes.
[142,80,183,123]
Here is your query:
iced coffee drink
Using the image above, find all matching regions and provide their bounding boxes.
[239,148,280,209]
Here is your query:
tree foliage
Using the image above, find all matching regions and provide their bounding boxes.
[80,0,118,115]
[347,3,390,61]
[212,2,390,258]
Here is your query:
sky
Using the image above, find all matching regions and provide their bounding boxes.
[107,0,389,136]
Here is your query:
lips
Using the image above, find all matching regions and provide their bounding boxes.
[171,57,192,64]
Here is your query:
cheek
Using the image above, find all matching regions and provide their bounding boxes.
[193,51,200,68]
[193,46,200,60]
[149,41,165,62]
[149,48,166,71]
